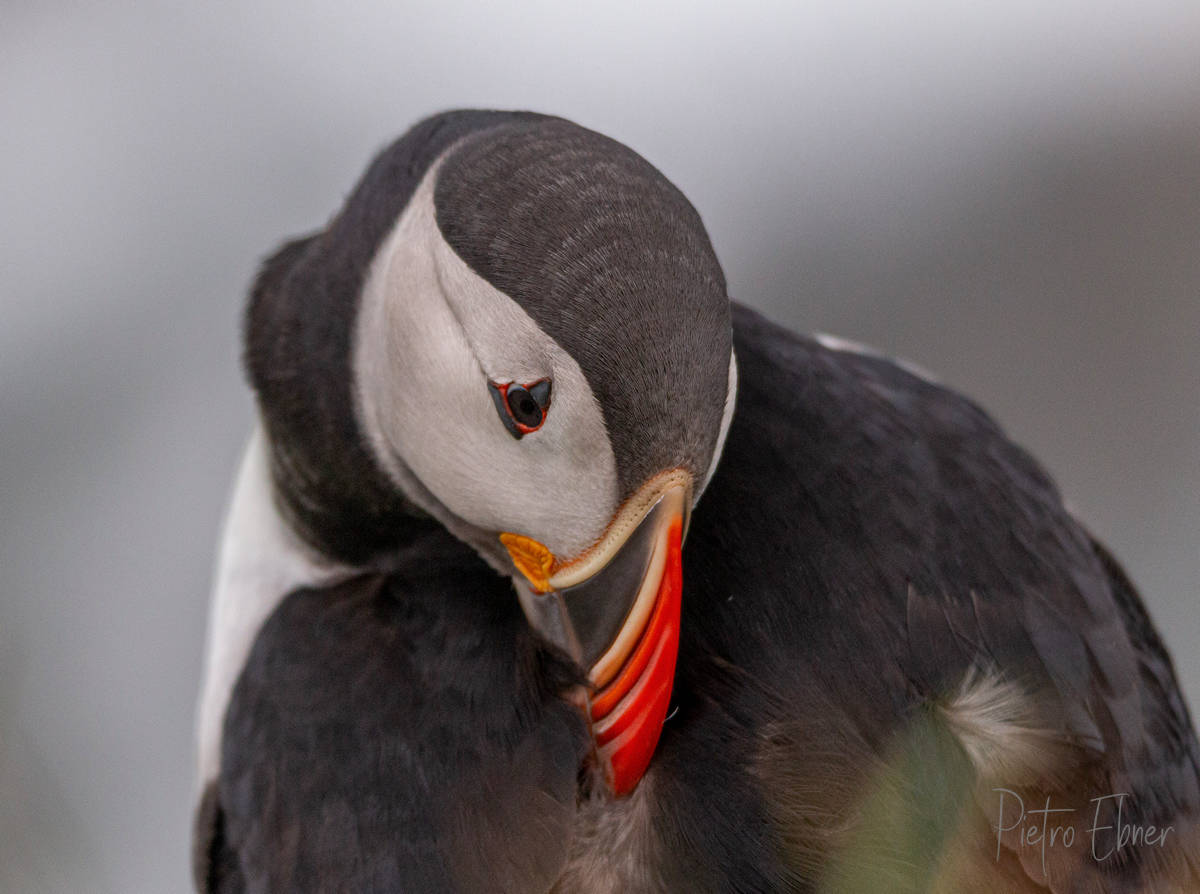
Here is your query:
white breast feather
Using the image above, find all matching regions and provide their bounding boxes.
[194,425,348,787]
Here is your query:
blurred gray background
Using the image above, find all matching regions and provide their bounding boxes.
[2,1,1198,890]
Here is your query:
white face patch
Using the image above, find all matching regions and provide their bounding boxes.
[698,350,737,502]
[353,162,620,563]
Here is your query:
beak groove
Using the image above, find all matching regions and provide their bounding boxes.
[501,472,691,796]
[589,517,682,795]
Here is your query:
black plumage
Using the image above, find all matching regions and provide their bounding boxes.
[200,300,1199,892]
[434,117,731,496]
[200,530,587,893]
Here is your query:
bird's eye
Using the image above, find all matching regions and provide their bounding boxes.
[507,386,542,427]
[488,378,552,439]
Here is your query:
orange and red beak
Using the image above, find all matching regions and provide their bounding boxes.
[501,471,690,796]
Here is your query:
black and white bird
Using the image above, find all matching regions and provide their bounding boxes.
[194,110,1200,893]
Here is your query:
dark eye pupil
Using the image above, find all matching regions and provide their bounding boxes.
[507,386,543,427]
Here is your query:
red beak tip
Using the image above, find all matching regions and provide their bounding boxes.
[591,520,683,796]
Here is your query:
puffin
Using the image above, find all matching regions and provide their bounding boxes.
[193,110,1200,893]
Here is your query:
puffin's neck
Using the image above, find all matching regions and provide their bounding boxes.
[265,423,443,569]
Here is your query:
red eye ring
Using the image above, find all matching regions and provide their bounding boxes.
[488,378,552,439]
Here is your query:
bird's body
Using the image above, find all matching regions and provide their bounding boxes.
[195,111,1200,892]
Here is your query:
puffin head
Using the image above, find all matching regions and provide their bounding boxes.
[246,111,736,796]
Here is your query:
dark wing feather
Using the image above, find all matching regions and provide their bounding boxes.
[1086,535,1200,826]
[662,304,1199,892]
[192,781,245,894]
[206,530,587,893]
[201,302,1200,892]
